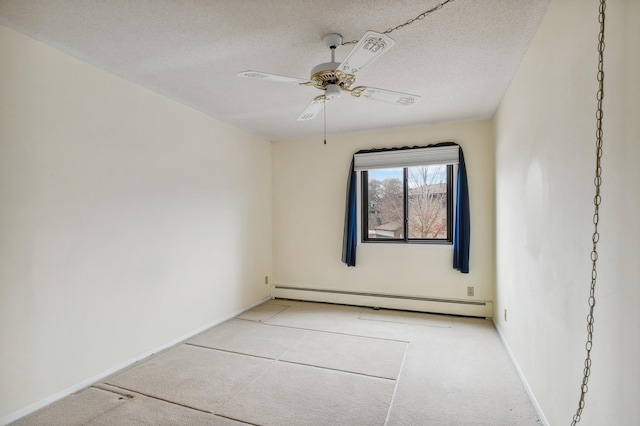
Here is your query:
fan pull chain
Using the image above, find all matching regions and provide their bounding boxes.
[571,0,606,424]
[323,96,327,145]
[341,0,456,45]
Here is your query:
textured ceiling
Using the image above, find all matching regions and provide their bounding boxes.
[0,0,550,141]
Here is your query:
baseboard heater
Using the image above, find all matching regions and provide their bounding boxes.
[272,286,493,318]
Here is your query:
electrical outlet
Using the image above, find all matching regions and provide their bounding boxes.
[467,286,474,297]
[264,275,269,285]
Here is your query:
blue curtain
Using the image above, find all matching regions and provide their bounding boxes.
[453,148,470,273]
[341,142,470,273]
[341,159,357,266]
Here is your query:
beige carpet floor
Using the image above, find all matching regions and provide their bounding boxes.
[11,300,541,425]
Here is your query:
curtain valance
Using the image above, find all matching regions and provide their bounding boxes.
[353,145,460,171]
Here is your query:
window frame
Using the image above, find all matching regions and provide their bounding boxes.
[361,164,454,245]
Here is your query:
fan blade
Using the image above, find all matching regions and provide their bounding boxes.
[337,31,396,75]
[350,86,420,106]
[237,70,308,84]
[297,98,325,121]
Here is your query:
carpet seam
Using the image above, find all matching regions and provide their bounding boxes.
[383,340,411,425]
[214,413,261,425]
[96,383,215,415]
[183,341,400,390]
[248,302,414,342]
[194,315,411,343]
[92,383,135,399]
[114,343,283,416]
[236,303,292,323]
[61,386,131,424]
[357,316,453,328]
[182,342,279,361]
[258,321,411,344]
[185,326,407,381]
[276,359,400,382]
[212,359,279,418]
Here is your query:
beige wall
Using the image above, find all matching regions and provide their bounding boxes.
[0,26,272,419]
[272,120,495,305]
[494,0,639,424]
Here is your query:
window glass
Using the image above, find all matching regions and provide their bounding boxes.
[407,165,448,239]
[366,168,404,239]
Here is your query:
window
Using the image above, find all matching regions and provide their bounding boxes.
[343,143,469,270]
[362,164,453,243]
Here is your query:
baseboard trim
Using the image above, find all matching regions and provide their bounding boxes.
[272,285,492,318]
[493,321,549,426]
[0,296,270,426]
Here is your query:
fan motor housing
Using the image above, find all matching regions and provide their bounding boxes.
[309,62,355,90]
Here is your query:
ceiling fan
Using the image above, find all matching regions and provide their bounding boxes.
[237,31,420,121]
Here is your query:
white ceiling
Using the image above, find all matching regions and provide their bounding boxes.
[0,0,550,141]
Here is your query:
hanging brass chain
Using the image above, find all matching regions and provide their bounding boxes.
[341,0,456,45]
[571,0,606,424]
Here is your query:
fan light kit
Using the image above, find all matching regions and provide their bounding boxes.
[237,30,420,121]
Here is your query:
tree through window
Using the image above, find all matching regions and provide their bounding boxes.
[362,164,453,243]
